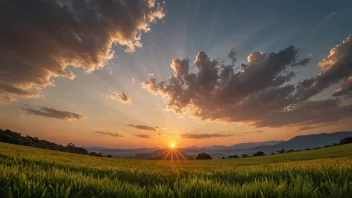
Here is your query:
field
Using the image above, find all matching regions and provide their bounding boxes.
[1,143,352,197]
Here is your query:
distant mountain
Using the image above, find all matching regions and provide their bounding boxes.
[86,131,352,159]
[244,131,352,154]
[276,132,352,149]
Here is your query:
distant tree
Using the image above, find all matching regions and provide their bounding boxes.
[277,149,286,154]
[271,153,275,155]
[241,154,248,158]
[286,149,295,153]
[253,151,265,157]
[67,143,76,147]
[228,155,239,159]
[332,143,338,146]
[339,137,352,145]
[305,148,311,151]
[0,129,89,156]
[323,145,332,148]
[105,154,112,158]
[196,153,212,160]
[221,157,226,159]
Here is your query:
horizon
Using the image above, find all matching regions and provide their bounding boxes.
[1,0,352,149]
[2,128,350,150]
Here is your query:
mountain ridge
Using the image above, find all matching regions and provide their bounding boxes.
[85,131,352,158]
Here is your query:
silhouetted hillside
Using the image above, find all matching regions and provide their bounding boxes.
[0,129,89,155]
[243,131,352,154]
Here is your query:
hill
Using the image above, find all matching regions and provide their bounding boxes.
[1,142,352,197]
[241,131,352,155]
[0,129,89,155]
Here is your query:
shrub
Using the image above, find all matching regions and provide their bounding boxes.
[196,153,212,160]
[340,137,352,145]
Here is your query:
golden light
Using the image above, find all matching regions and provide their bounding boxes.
[170,143,175,148]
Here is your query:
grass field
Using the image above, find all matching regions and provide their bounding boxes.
[1,142,352,197]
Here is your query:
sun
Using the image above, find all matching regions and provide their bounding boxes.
[170,143,175,148]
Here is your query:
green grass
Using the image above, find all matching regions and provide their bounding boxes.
[1,142,352,198]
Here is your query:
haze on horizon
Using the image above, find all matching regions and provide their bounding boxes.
[0,0,352,149]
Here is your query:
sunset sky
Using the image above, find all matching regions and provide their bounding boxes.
[1,0,352,149]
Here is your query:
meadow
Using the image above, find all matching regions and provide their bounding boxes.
[1,142,352,198]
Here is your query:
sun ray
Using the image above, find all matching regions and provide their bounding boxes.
[163,149,171,160]
[175,149,187,160]
[173,149,180,162]
[159,148,169,156]
[171,149,174,162]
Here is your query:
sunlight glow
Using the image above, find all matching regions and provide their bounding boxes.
[170,143,175,148]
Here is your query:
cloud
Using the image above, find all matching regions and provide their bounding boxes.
[128,124,159,132]
[143,35,352,128]
[106,92,132,104]
[96,131,124,137]
[294,35,352,100]
[21,106,85,120]
[135,134,150,138]
[326,12,336,20]
[0,0,165,103]
[296,126,316,132]
[228,130,264,136]
[242,130,264,135]
[181,133,233,139]
[333,76,352,96]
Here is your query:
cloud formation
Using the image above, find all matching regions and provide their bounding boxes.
[143,35,352,129]
[128,124,159,132]
[96,131,124,137]
[106,92,132,104]
[294,35,352,100]
[135,134,150,138]
[296,126,316,132]
[242,130,264,135]
[0,0,165,103]
[181,133,233,139]
[22,106,85,120]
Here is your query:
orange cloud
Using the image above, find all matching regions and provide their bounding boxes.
[142,37,352,129]
[21,106,85,120]
[0,0,165,103]
[106,92,132,104]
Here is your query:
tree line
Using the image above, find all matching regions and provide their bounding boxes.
[0,129,112,157]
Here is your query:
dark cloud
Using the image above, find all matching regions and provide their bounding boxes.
[333,77,352,96]
[128,124,159,131]
[0,0,165,103]
[294,35,352,100]
[256,99,352,127]
[0,84,40,103]
[21,106,85,120]
[243,130,264,135]
[296,126,316,132]
[135,134,150,138]
[181,133,233,139]
[106,92,132,104]
[143,36,352,128]
[229,130,264,136]
[96,131,124,137]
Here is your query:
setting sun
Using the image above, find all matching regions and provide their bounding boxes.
[170,143,175,148]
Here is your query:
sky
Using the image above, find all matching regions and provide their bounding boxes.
[1,0,352,149]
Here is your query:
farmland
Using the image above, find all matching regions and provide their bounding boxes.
[1,142,352,197]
